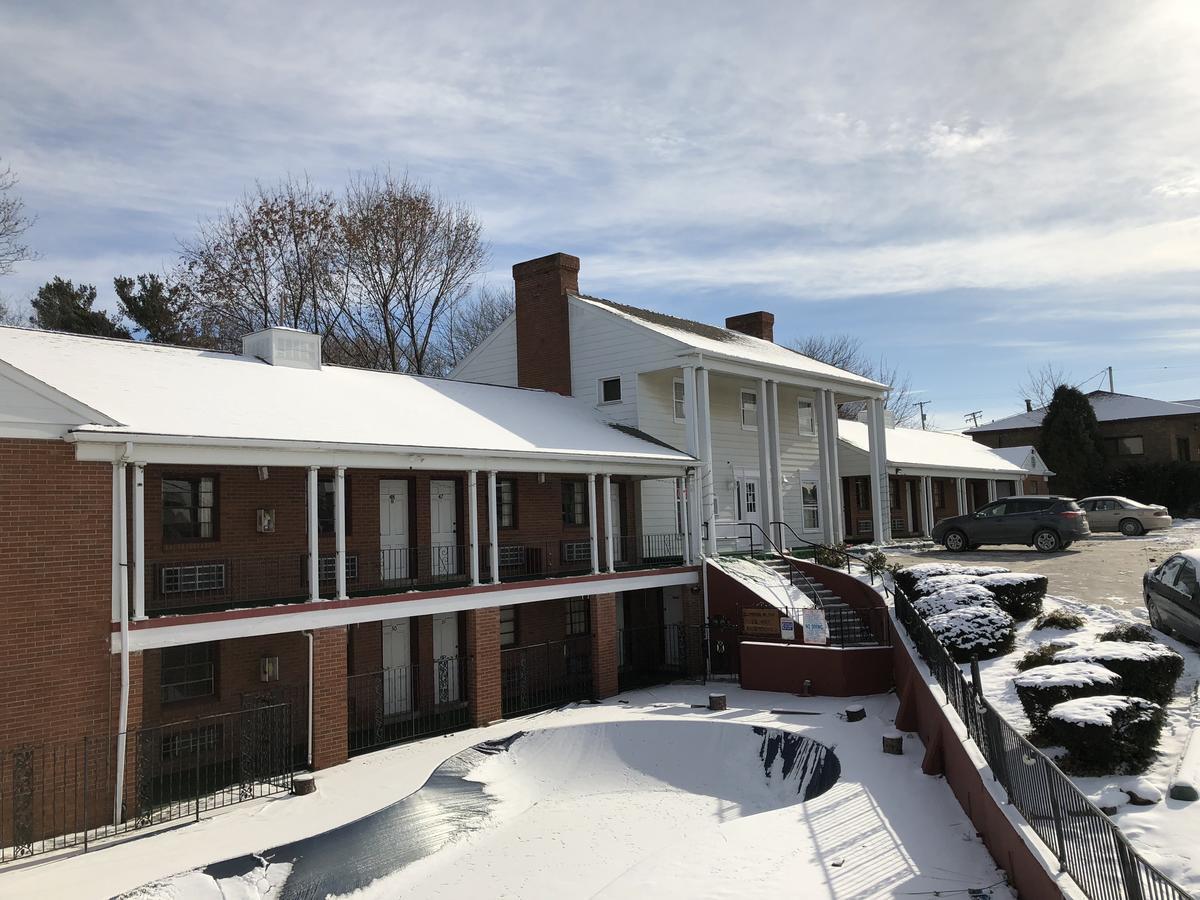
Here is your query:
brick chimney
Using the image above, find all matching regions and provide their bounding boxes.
[725,311,774,342]
[513,252,580,396]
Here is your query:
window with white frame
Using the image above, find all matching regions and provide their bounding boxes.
[740,389,758,430]
[742,481,757,515]
[672,379,686,422]
[797,400,815,435]
[599,376,622,404]
[800,480,820,531]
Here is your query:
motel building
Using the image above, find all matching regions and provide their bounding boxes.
[0,252,1044,857]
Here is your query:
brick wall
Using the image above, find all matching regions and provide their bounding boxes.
[311,626,348,769]
[973,413,1200,467]
[513,252,579,396]
[589,593,618,698]
[464,607,501,726]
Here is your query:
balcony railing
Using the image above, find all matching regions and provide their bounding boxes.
[143,533,688,617]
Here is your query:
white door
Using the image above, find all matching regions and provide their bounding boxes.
[430,479,458,577]
[737,477,760,522]
[382,618,412,715]
[432,611,461,703]
[609,482,624,563]
[380,480,410,581]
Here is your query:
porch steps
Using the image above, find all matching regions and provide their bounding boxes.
[761,558,878,647]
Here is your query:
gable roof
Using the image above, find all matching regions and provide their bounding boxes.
[572,294,887,393]
[839,420,1028,475]
[991,445,1055,476]
[0,326,693,465]
[967,390,1200,434]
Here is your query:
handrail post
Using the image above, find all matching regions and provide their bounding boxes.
[1042,758,1067,869]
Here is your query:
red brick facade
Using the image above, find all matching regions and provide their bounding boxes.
[465,607,502,726]
[311,627,348,769]
[513,252,579,396]
[589,593,619,698]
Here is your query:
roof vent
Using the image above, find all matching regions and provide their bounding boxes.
[242,327,322,370]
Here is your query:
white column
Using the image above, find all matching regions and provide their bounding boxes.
[587,473,599,575]
[307,467,320,601]
[113,461,130,827]
[132,463,145,620]
[603,474,615,573]
[678,476,693,565]
[755,377,772,543]
[956,477,967,514]
[826,391,845,544]
[767,380,784,543]
[866,398,889,544]
[987,479,997,502]
[920,475,934,538]
[487,470,500,583]
[334,466,348,600]
[468,470,480,586]
[682,366,705,560]
[1016,477,1025,497]
[687,469,702,562]
[697,367,716,555]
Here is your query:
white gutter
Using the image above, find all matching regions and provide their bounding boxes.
[301,631,314,768]
[673,350,889,398]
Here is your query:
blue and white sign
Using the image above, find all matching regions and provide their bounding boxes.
[802,608,829,645]
[780,617,796,641]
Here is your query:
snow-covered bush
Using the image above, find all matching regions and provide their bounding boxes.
[911,573,982,598]
[912,584,1001,619]
[1054,641,1184,705]
[1033,609,1086,630]
[972,572,1047,620]
[925,605,1016,662]
[1098,623,1155,643]
[1044,695,1164,774]
[1014,662,1123,732]
[955,565,1012,577]
[814,542,849,569]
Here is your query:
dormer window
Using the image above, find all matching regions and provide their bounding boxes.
[599,377,622,404]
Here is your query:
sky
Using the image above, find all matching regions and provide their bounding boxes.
[1,0,1199,427]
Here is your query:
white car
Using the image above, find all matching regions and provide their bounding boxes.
[1078,496,1173,536]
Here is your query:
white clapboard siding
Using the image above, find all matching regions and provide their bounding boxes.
[636,369,690,534]
[0,370,88,437]
[775,384,823,536]
[452,316,519,386]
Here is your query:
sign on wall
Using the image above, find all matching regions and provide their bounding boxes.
[802,608,829,645]
[743,607,781,636]
[780,617,796,641]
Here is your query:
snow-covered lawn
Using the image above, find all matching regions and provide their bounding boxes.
[7,687,1015,900]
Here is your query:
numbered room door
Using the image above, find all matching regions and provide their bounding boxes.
[380,480,410,582]
[430,479,458,577]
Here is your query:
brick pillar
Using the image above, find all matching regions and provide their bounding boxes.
[590,593,619,699]
[465,607,502,726]
[311,626,348,770]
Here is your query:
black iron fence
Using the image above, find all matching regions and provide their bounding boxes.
[613,533,686,570]
[617,624,705,691]
[501,636,593,717]
[346,657,471,755]
[0,704,293,861]
[895,586,1190,900]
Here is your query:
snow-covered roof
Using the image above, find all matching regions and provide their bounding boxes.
[838,420,1028,475]
[572,294,887,394]
[968,391,1200,433]
[0,327,694,464]
[990,445,1055,476]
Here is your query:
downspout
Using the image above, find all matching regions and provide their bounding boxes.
[701,558,712,677]
[302,630,314,768]
[113,444,132,826]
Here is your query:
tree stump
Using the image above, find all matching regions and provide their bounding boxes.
[708,693,727,711]
[293,773,316,796]
[845,705,865,722]
[882,732,904,755]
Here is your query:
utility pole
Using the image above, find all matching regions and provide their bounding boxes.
[1107,366,1115,393]
[916,400,931,431]
[965,410,983,428]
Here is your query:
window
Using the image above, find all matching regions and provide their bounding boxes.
[672,379,686,422]
[740,390,758,430]
[317,555,358,582]
[1179,437,1192,462]
[932,480,946,508]
[797,400,815,435]
[499,606,516,647]
[317,475,352,536]
[161,643,216,704]
[599,377,622,404]
[977,502,1010,518]
[1102,436,1144,456]
[161,563,225,595]
[562,481,587,526]
[496,478,517,528]
[1174,562,1198,596]
[742,481,757,515]
[163,475,217,542]
[801,480,820,531]
[854,478,871,511]
[565,598,589,636]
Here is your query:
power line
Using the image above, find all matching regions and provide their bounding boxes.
[916,400,932,430]
[965,410,983,428]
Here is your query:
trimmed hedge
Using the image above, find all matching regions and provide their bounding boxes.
[1014,662,1122,732]
[926,606,1016,662]
[1054,641,1184,705]
[973,572,1047,621]
[1033,609,1087,631]
[912,585,1002,619]
[1098,623,1155,643]
[911,573,982,598]
[1044,695,1164,775]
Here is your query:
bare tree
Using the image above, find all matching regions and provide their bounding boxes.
[0,295,27,326]
[1018,363,1070,409]
[791,333,919,426]
[336,170,487,374]
[0,162,36,277]
[433,282,514,374]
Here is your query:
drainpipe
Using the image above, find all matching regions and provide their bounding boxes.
[302,630,314,768]
[701,558,712,677]
[113,451,131,827]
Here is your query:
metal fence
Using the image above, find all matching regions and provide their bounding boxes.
[501,636,593,717]
[0,704,294,861]
[894,586,1190,900]
[617,624,706,691]
[346,657,471,755]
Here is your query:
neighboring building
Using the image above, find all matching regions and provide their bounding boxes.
[990,445,1055,495]
[453,252,895,549]
[968,390,1200,467]
[0,322,707,844]
[836,422,1049,540]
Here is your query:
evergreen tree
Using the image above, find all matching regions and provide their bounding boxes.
[1037,385,1105,497]
[29,277,129,337]
[115,273,206,345]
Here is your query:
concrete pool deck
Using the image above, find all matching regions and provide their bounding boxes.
[8,686,1015,899]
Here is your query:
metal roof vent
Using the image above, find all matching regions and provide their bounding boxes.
[241,326,322,370]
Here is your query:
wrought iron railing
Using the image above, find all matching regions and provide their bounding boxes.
[894,585,1190,900]
[612,533,686,570]
[616,624,705,690]
[0,704,293,861]
[500,636,592,717]
[346,657,471,755]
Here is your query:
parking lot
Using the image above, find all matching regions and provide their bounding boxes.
[886,521,1200,614]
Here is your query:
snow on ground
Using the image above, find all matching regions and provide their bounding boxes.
[707,555,814,611]
[4,687,1015,900]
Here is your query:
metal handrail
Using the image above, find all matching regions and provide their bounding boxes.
[770,520,878,578]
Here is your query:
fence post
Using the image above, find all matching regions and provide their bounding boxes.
[194,725,202,823]
[82,738,89,853]
[1117,837,1147,900]
[1042,758,1066,869]
[969,657,984,698]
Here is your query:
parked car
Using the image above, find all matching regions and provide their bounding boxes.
[932,496,1091,553]
[1144,551,1200,641]
[1078,495,1172,536]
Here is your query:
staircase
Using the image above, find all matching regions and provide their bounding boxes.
[759,556,880,647]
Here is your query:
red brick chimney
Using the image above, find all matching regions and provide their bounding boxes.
[513,252,580,396]
[725,311,774,342]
